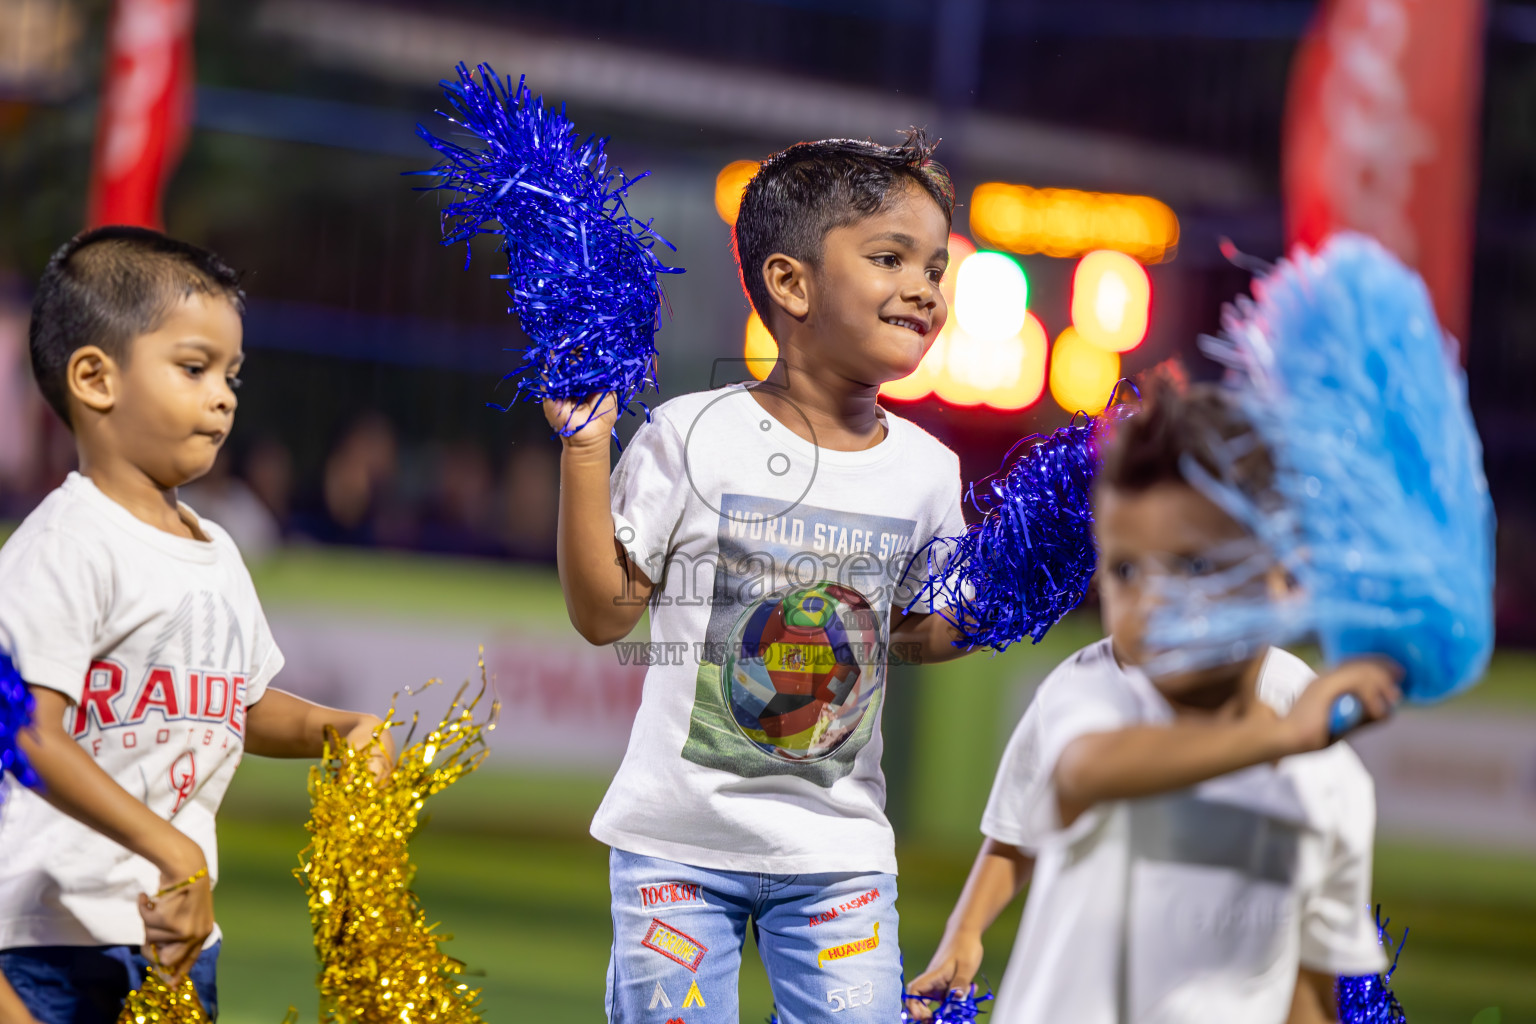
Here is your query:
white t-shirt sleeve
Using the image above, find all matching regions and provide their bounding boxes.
[245,599,285,706]
[980,699,1046,849]
[982,647,1141,847]
[611,412,689,586]
[1299,751,1389,975]
[0,528,106,700]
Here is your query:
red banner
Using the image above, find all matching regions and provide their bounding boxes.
[1282,0,1486,353]
[86,0,197,230]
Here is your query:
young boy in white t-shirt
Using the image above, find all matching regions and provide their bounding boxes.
[908,376,1401,1024]
[543,135,974,1023]
[0,228,393,1023]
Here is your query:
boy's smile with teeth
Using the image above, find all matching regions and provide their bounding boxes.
[882,315,929,336]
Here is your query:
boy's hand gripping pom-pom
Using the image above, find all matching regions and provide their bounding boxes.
[414,63,683,436]
[904,384,1137,652]
[1143,233,1494,719]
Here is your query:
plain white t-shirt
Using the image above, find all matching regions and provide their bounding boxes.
[0,472,284,949]
[981,639,1386,1024]
[590,384,966,873]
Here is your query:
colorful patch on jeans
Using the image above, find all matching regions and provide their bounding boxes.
[642,918,708,972]
[817,921,880,968]
[809,886,880,927]
[637,881,705,909]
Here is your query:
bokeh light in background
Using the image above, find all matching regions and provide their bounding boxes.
[1049,326,1120,414]
[715,160,759,226]
[744,309,775,380]
[954,250,1029,340]
[1071,249,1151,353]
[971,182,1179,263]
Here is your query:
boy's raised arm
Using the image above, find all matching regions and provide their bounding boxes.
[19,686,212,980]
[545,393,655,645]
[1054,659,1400,827]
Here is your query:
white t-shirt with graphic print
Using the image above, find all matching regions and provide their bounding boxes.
[590,384,966,874]
[981,639,1387,1024]
[0,472,284,949]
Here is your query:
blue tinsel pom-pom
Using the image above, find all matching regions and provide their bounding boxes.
[1,650,38,797]
[766,981,993,1023]
[1337,906,1408,1023]
[414,63,682,432]
[906,385,1135,652]
[1146,233,1494,701]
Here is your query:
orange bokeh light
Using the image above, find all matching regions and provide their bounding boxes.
[715,160,760,226]
[1049,326,1121,414]
[970,183,1178,264]
[744,310,777,379]
[1071,250,1151,353]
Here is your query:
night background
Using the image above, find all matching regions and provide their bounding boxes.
[1,1,1533,1021]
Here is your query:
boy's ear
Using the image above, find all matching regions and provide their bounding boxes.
[66,345,118,416]
[761,252,811,323]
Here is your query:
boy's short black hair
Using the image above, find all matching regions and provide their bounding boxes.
[29,226,244,426]
[733,130,955,327]
[1100,364,1277,508]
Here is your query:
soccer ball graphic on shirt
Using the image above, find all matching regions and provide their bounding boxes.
[721,582,883,762]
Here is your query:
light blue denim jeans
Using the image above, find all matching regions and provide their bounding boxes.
[606,848,901,1023]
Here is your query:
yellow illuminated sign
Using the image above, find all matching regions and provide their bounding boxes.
[971,183,1178,264]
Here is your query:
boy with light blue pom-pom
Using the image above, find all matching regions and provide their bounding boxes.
[544,134,979,1023]
[909,372,1402,1024]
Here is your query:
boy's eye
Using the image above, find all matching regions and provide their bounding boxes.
[1177,555,1215,577]
[183,364,205,377]
[927,267,944,283]
[871,254,899,268]
[227,375,243,390]
[1113,561,1137,583]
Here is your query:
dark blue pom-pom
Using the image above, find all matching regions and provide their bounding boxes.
[767,982,993,1022]
[1,649,38,796]
[906,416,1102,652]
[1337,906,1408,1023]
[908,984,994,1022]
[414,63,682,432]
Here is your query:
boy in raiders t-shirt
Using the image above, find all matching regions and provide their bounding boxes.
[542,136,975,1022]
[908,376,1402,1024]
[0,229,392,1023]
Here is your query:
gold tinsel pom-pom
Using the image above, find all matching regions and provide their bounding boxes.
[116,966,208,1024]
[296,671,499,1024]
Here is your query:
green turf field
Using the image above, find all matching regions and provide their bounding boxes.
[3,537,1529,1022]
[219,549,1535,1024]
[214,757,1536,1024]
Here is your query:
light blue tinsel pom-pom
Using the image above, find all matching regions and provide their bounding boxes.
[1147,232,1494,702]
[414,63,682,432]
[1,649,38,799]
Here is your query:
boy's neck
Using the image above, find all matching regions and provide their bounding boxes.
[79,454,203,541]
[749,356,887,453]
[1135,651,1267,720]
